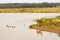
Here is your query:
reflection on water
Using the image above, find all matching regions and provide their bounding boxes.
[36,30,60,37]
[36,30,42,35]
[0,13,60,40]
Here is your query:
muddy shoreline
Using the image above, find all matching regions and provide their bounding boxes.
[29,25,60,34]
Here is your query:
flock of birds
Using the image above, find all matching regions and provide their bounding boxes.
[6,25,15,28]
[6,24,25,28]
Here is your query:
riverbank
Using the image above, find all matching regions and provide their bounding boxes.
[29,25,60,34]
[0,7,60,13]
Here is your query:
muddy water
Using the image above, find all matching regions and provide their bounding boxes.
[0,13,60,40]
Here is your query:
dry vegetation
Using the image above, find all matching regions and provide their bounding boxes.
[0,7,60,13]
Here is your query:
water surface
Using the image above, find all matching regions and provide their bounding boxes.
[0,13,60,40]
